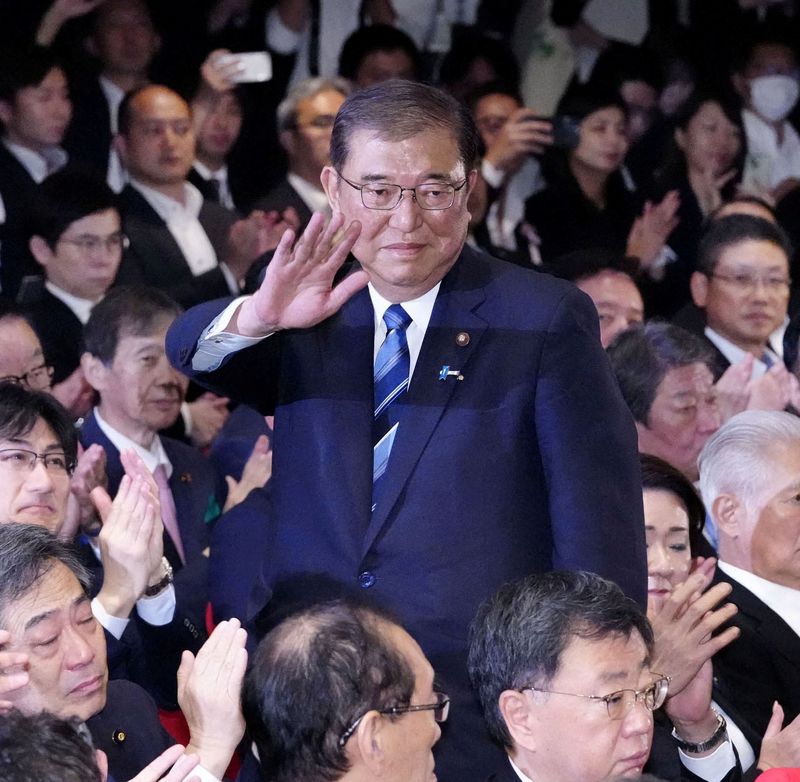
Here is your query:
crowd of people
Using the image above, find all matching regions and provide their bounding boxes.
[0,1,800,781]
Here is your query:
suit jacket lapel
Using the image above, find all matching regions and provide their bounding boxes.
[362,252,488,557]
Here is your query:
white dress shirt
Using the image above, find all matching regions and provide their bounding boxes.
[286,171,330,216]
[45,281,101,325]
[742,108,800,192]
[193,160,235,211]
[704,326,779,379]
[99,75,127,192]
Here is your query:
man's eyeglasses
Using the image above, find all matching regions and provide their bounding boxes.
[709,271,791,294]
[519,674,670,721]
[0,363,54,391]
[338,691,450,747]
[0,448,74,475]
[337,173,468,211]
[57,232,130,255]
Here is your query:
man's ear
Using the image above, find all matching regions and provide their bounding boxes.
[690,271,709,308]
[498,689,537,752]
[353,710,386,774]
[674,126,686,153]
[80,352,106,394]
[0,99,13,128]
[713,493,743,539]
[320,165,341,212]
[732,72,749,101]
[279,128,295,157]
[29,236,54,269]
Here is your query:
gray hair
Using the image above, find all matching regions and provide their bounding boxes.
[698,410,800,512]
[276,76,351,131]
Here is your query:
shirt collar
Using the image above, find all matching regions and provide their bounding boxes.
[92,407,172,478]
[287,171,330,214]
[130,178,203,221]
[508,756,536,782]
[193,159,228,182]
[367,281,440,334]
[704,326,776,377]
[44,281,100,325]
[98,76,126,133]
[3,139,67,183]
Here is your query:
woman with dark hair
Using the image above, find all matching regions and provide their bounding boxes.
[646,90,747,317]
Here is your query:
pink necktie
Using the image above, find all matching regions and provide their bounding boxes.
[153,464,185,565]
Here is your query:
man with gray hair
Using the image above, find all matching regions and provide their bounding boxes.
[698,410,800,754]
[252,76,350,232]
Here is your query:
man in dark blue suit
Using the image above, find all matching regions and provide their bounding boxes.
[166,79,646,781]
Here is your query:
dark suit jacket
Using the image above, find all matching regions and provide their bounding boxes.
[87,679,174,782]
[166,246,646,781]
[187,165,248,215]
[250,177,313,230]
[115,184,238,308]
[62,75,113,179]
[711,568,800,754]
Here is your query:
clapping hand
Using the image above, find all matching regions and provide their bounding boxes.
[0,630,29,714]
[223,432,272,511]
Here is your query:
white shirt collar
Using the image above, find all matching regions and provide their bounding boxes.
[287,171,330,215]
[93,407,172,478]
[704,326,776,378]
[44,281,100,325]
[508,756,535,782]
[98,76,125,134]
[719,560,800,637]
[192,160,227,181]
[130,178,204,221]
[3,139,67,183]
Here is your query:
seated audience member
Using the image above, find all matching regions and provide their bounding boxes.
[698,411,800,751]
[80,286,219,630]
[468,82,549,266]
[0,711,202,782]
[338,24,421,89]
[689,215,792,381]
[114,84,277,307]
[0,523,246,782]
[645,90,746,318]
[551,250,643,347]
[607,322,720,480]
[523,84,679,274]
[250,77,350,233]
[241,599,447,782]
[0,45,71,296]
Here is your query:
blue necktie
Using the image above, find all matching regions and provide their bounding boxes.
[373,304,412,508]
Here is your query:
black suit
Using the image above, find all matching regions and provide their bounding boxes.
[115,184,237,308]
[187,165,247,214]
[251,177,313,230]
[62,75,113,180]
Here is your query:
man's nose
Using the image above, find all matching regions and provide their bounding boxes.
[63,626,96,669]
[389,190,423,231]
[24,458,55,492]
[622,697,654,738]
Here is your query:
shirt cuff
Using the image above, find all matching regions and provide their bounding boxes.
[646,244,678,281]
[181,401,193,436]
[136,584,176,626]
[91,597,130,640]
[186,764,221,782]
[265,6,304,53]
[191,296,270,372]
[481,158,506,188]
[679,739,737,782]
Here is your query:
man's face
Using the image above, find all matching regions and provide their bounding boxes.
[0,418,70,533]
[735,442,800,589]
[576,270,644,348]
[0,317,51,392]
[91,0,160,78]
[355,49,417,89]
[195,92,242,163]
[86,317,187,441]
[118,87,195,188]
[322,128,475,302]
[379,623,442,782]
[636,362,720,481]
[33,209,122,300]
[517,632,653,782]
[742,43,798,85]
[3,561,107,721]
[0,67,71,151]
[284,89,345,178]
[692,239,790,355]
[473,93,521,149]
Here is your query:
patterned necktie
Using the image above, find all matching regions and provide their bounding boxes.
[153,464,185,565]
[373,304,412,508]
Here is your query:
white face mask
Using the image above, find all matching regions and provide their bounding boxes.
[750,74,800,123]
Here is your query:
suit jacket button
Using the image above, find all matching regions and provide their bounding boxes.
[112,729,126,745]
[358,571,376,589]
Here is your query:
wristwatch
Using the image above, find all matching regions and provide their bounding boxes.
[673,712,728,754]
[144,557,173,598]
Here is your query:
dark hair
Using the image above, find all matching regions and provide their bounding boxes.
[734,24,798,74]
[242,600,415,782]
[465,80,523,114]
[0,711,101,782]
[330,79,480,171]
[640,453,706,555]
[709,194,777,223]
[0,524,90,626]
[696,214,792,276]
[83,285,181,365]
[606,322,715,425]
[0,46,63,104]
[590,43,664,94]
[338,24,421,83]
[556,82,628,125]
[25,170,118,247]
[468,571,653,749]
[547,248,640,283]
[0,384,77,467]
[438,30,520,97]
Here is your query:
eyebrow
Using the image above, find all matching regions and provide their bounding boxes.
[4,436,64,452]
[24,595,88,632]
[595,656,649,685]
[645,525,688,533]
[358,172,459,183]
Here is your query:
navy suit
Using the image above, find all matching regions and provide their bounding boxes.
[166,246,646,781]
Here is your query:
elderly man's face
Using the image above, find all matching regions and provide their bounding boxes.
[516,631,654,782]
[0,318,51,392]
[736,441,800,589]
[3,561,108,721]
[322,128,475,302]
[636,362,720,481]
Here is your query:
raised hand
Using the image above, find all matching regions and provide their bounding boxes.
[758,702,800,771]
[0,630,30,713]
[692,166,738,216]
[187,393,230,449]
[124,744,201,782]
[715,355,754,422]
[748,362,796,411]
[223,432,271,511]
[483,109,553,174]
[180,619,248,778]
[62,444,108,541]
[627,191,681,270]
[234,212,368,337]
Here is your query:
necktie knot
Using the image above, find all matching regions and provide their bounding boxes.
[383,304,412,334]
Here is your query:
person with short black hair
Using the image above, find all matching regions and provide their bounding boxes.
[338,24,421,89]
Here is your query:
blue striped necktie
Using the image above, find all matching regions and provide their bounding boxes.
[373,304,412,508]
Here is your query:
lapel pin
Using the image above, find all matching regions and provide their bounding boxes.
[456,332,470,346]
[438,365,464,381]
[180,472,192,483]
